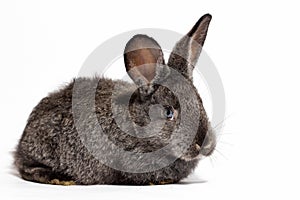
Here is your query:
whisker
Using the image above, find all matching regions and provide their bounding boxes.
[217,140,234,146]
[214,148,228,160]
[214,124,225,130]
[212,113,234,130]
[211,153,218,165]
[209,156,215,167]
[216,132,235,135]
[216,132,235,145]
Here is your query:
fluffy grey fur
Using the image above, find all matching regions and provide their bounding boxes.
[14,14,216,185]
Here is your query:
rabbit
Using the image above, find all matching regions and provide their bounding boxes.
[14,13,216,185]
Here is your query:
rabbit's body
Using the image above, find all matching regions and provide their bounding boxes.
[15,14,216,185]
[15,78,199,185]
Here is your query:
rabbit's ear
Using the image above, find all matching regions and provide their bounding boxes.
[168,14,212,80]
[124,34,167,96]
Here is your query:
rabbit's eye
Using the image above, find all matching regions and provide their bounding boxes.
[165,107,175,120]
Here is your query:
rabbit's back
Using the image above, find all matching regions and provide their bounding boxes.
[15,77,135,184]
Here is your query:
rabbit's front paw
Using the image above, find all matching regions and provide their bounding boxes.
[150,179,174,185]
[49,179,76,186]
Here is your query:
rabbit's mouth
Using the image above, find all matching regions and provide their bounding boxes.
[179,126,216,162]
[179,144,202,162]
[200,143,216,156]
[199,126,216,157]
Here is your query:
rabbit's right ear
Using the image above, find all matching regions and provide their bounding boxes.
[124,35,168,97]
[168,14,212,80]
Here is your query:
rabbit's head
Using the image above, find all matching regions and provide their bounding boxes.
[122,14,216,161]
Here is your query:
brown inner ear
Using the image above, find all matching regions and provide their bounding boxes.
[125,48,157,82]
[124,35,165,84]
[125,48,160,82]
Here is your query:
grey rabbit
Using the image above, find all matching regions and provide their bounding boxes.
[14,14,216,185]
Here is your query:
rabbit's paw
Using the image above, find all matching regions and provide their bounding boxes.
[159,179,174,185]
[49,179,76,186]
[150,179,173,185]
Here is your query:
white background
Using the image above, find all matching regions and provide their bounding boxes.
[1,0,299,199]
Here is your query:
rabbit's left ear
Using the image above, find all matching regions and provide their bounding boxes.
[168,14,212,80]
[124,35,169,96]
